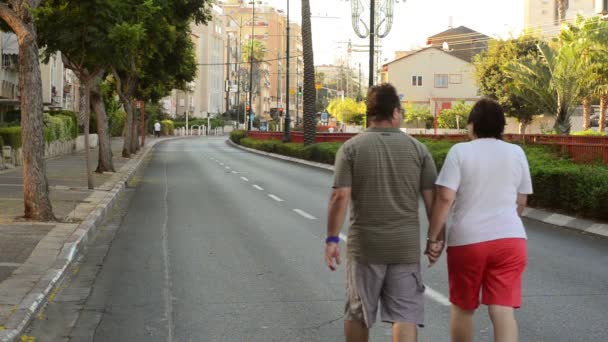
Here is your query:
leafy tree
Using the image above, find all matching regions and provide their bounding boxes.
[327,98,366,125]
[0,0,54,220]
[37,0,116,186]
[474,33,543,133]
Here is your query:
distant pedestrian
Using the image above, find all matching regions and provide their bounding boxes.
[325,83,437,342]
[154,121,161,138]
[426,98,533,342]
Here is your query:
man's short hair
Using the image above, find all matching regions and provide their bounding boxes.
[467,98,505,139]
[366,83,401,122]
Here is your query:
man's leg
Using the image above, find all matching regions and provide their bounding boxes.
[345,320,368,342]
[450,304,475,342]
[392,322,416,342]
[488,305,518,342]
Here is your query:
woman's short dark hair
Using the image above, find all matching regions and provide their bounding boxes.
[366,83,401,122]
[467,98,505,139]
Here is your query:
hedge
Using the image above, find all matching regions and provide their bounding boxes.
[49,110,78,139]
[43,113,75,143]
[234,134,608,221]
[0,134,3,149]
[0,127,22,149]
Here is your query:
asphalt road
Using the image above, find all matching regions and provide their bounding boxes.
[26,137,608,341]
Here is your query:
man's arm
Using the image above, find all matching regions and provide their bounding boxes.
[421,189,434,220]
[325,186,351,271]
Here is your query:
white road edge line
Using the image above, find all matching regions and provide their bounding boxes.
[268,194,284,202]
[293,209,317,220]
[338,232,450,306]
[241,177,249,182]
[253,184,264,190]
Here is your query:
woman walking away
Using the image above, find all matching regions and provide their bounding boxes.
[426,98,533,342]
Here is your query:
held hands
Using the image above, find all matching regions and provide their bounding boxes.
[424,240,445,266]
[325,243,341,271]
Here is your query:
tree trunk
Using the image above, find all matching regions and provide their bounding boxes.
[123,102,134,157]
[301,0,316,145]
[554,97,571,134]
[78,83,86,130]
[17,27,55,220]
[518,121,528,134]
[582,96,591,131]
[558,0,567,23]
[600,95,607,134]
[131,104,139,153]
[91,78,115,173]
[80,80,94,190]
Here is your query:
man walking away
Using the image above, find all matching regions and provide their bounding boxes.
[325,83,438,342]
[154,121,161,138]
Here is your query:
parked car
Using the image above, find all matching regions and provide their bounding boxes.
[590,113,607,127]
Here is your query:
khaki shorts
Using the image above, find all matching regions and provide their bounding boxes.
[345,259,425,328]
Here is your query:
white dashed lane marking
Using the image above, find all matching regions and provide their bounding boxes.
[293,209,317,220]
[253,185,264,191]
[268,194,284,202]
[241,177,249,182]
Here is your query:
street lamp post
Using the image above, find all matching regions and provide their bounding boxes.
[349,0,397,87]
[283,0,291,142]
[248,0,256,131]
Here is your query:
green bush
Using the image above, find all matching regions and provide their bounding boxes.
[0,134,3,149]
[571,129,606,136]
[235,135,608,221]
[229,130,247,144]
[437,102,472,129]
[0,127,22,149]
[109,110,126,137]
[161,120,175,136]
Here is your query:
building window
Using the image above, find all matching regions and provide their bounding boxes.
[411,75,422,86]
[449,74,462,84]
[434,74,448,88]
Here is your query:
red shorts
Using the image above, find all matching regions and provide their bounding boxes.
[447,238,527,311]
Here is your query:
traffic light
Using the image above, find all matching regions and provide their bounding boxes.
[279,107,284,117]
[246,105,251,112]
[297,86,302,96]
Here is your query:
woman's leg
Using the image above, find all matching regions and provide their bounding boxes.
[450,304,475,342]
[488,305,518,342]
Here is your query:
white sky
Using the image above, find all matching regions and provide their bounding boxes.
[267,0,525,67]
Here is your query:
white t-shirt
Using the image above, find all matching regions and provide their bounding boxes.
[436,138,533,246]
[154,122,161,131]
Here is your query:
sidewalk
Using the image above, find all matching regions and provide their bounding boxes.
[226,139,608,239]
[0,136,179,341]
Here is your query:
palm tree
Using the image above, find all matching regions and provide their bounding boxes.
[506,43,582,134]
[560,15,608,133]
[557,0,568,24]
[301,0,316,145]
[242,40,267,122]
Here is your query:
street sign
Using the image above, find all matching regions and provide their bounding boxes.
[290,88,295,95]
[321,112,329,122]
[315,83,322,90]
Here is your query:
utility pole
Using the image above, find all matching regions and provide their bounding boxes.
[225,32,231,120]
[235,17,243,129]
[358,62,362,101]
[295,63,299,126]
[248,0,256,131]
[283,0,291,142]
[276,52,281,132]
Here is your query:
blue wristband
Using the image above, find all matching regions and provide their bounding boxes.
[325,236,340,244]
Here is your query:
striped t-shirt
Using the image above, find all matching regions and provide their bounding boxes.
[333,127,437,264]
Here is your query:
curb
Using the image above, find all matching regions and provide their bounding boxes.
[226,139,608,239]
[0,137,187,342]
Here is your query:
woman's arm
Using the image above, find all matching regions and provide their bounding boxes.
[517,193,528,216]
